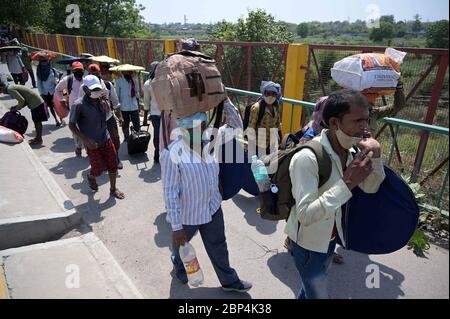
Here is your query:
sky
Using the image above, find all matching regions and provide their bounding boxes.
[138,0,449,24]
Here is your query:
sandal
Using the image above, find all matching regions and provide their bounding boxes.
[87,175,98,191]
[284,237,291,252]
[110,188,125,199]
[28,138,43,145]
[332,252,344,264]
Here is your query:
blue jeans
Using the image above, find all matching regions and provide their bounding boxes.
[290,238,337,299]
[171,207,240,286]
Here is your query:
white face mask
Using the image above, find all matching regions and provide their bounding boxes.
[335,126,364,149]
[264,96,276,105]
[90,90,103,99]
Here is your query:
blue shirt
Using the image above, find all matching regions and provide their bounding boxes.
[115,77,140,112]
[69,96,110,144]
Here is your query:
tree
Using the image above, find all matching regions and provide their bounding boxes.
[380,15,395,24]
[208,21,236,41]
[396,21,407,38]
[234,9,294,43]
[0,0,51,35]
[412,14,423,35]
[369,21,394,42]
[0,0,150,38]
[208,9,294,91]
[296,23,309,38]
[426,20,449,48]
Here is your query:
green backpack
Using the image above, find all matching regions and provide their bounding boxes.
[258,140,332,221]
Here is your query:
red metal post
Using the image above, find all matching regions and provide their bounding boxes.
[413,54,449,179]
[147,41,154,66]
[247,46,252,91]
[311,49,327,96]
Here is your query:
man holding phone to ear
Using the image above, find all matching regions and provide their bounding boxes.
[285,89,385,299]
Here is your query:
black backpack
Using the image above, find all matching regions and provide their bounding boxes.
[67,74,73,95]
[104,80,114,111]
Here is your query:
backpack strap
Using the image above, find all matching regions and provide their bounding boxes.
[256,100,266,127]
[105,81,111,91]
[299,140,332,188]
[67,74,73,95]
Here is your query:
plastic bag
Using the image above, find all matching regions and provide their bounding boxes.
[331,48,406,94]
[0,125,24,143]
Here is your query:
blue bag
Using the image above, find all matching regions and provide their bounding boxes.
[218,137,259,200]
[338,166,419,254]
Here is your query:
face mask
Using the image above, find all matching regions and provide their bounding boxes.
[74,71,84,80]
[189,130,203,143]
[264,96,276,105]
[89,90,103,99]
[176,112,207,129]
[335,125,364,149]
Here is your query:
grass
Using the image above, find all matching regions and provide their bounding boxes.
[377,126,449,210]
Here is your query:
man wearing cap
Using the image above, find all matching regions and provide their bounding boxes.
[161,111,252,293]
[55,61,85,156]
[69,75,125,199]
[0,80,48,144]
[78,63,124,169]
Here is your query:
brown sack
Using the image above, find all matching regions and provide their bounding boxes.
[151,51,227,118]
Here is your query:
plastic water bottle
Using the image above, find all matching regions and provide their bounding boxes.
[179,242,204,287]
[251,155,271,192]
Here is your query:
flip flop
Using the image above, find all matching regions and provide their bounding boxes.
[28,139,43,145]
[284,237,291,252]
[110,188,125,199]
[332,252,344,264]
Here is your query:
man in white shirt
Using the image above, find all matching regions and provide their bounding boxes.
[143,61,161,163]
[2,49,25,85]
[115,71,140,142]
[285,89,385,299]
[54,61,85,156]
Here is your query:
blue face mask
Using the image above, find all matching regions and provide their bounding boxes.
[176,112,208,129]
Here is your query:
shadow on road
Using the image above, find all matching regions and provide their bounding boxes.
[50,136,76,153]
[138,162,161,183]
[50,155,89,179]
[72,170,118,225]
[154,212,172,248]
[266,246,405,299]
[231,193,278,235]
[168,273,252,299]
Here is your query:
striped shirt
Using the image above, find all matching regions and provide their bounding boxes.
[161,138,222,231]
